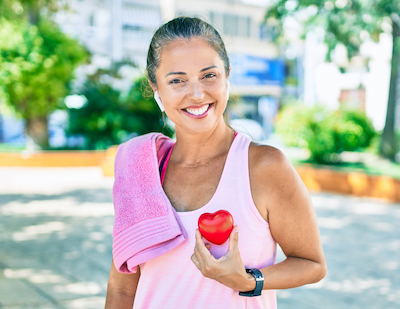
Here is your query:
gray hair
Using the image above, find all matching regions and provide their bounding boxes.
[146,17,230,87]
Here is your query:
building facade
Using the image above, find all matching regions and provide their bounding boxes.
[0,0,283,144]
[58,0,284,119]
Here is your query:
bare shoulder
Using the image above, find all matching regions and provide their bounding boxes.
[249,142,289,169]
[248,142,295,187]
[248,142,310,221]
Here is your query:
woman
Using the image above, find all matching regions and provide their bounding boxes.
[105,17,326,309]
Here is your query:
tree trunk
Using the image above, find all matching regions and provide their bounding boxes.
[380,19,400,160]
[26,1,40,25]
[25,116,49,150]
[0,115,3,143]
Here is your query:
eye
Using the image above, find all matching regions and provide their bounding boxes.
[204,73,216,79]
[169,79,182,84]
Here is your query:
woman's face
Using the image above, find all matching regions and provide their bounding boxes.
[152,38,229,135]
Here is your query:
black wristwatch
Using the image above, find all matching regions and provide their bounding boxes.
[239,268,264,297]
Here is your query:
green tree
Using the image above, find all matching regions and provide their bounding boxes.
[0,0,87,149]
[265,0,400,160]
[67,63,173,150]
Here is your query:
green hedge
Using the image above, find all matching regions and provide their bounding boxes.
[275,104,376,163]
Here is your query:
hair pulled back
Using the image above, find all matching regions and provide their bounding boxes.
[147,17,230,87]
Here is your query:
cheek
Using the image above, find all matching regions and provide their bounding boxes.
[205,82,225,98]
[161,87,186,105]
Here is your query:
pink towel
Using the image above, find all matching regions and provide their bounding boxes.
[112,133,187,273]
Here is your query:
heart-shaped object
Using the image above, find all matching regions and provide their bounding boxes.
[198,210,234,245]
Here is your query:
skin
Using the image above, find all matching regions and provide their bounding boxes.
[105,37,327,308]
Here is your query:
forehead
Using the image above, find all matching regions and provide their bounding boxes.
[158,38,223,72]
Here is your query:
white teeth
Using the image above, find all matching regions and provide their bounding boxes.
[185,104,209,116]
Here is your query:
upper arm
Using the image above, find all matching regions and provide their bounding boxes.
[250,145,325,265]
[106,259,141,307]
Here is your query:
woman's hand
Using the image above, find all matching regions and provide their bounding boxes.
[190,225,256,292]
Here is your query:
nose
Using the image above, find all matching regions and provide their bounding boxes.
[187,82,204,101]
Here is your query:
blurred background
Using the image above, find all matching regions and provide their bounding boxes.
[1,0,400,308]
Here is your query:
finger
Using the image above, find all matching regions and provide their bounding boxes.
[196,229,210,246]
[201,237,213,252]
[193,229,202,252]
[191,253,205,272]
[193,242,203,262]
[228,225,239,252]
[191,253,200,268]
[193,230,207,265]
[195,229,212,257]
[196,229,206,244]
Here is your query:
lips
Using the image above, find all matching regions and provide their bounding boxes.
[184,104,212,116]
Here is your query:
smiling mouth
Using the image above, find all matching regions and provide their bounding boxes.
[184,104,211,116]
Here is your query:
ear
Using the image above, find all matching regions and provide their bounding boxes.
[148,80,157,93]
[148,80,164,112]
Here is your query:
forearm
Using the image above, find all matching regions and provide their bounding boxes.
[239,256,325,293]
[260,256,326,290]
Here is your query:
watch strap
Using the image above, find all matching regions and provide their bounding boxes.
[239,268,264,297]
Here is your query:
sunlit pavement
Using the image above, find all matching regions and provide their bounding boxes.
[0,167,114,309]
[0,167,400,309]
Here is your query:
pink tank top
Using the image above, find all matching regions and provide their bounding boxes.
[133,132,277,309]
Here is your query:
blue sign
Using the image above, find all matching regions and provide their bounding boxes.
[230,54,285,86]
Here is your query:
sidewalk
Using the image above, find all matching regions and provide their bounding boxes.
[0,167,399,308]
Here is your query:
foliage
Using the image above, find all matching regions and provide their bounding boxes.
[265,0,400,160]
[67,65,173,150]
[0,0,61,23]
[0,18,87,119]
[0,0,87,149]
[275,103,376,163]
[265,0,397,58]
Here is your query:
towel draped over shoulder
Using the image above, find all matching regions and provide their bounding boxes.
[112,133,187,273]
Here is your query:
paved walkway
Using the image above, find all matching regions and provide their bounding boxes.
[0,167,399,308]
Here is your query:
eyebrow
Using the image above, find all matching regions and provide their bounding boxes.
[200,65,217,72]
[165,65,218,77]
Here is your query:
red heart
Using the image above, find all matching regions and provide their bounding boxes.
[198,210,234,245]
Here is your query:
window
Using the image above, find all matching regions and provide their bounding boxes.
[238,16,251,37]
[223,13,238,36]
[210,11,252,38]
[122,5,161,31]
[209,11,224,34]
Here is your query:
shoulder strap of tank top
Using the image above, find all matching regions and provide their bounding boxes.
[160,144,174,186]
[220,132,251,180]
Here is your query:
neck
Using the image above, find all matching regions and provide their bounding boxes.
[172,119,235,167]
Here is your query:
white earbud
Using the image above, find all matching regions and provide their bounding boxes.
[226,80,230,101]
[154,91,165,112]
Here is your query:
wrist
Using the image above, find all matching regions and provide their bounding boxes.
[242,273,257,292]
[239,268,264,297]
